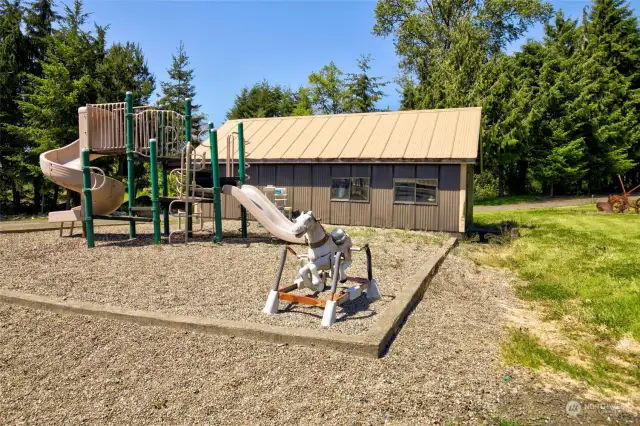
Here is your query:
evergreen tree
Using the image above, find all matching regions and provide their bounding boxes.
[157,41,206,137]
[585,0,640,185]
[7,0,100,211]
[291,87,313,116]
[226,80,300,119]
[344,54,387,113]
[96,42,155,104]
[0,0,30,212]
[24,0,57,78]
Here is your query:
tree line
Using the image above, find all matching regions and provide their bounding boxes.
[0,0,204,214]
[375,0,640,197]
[226,55,388,119]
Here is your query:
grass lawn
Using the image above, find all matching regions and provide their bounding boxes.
[467,205,640,394]
[474,194,544,206]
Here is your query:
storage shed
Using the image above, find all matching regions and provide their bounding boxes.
[200,107,481,232]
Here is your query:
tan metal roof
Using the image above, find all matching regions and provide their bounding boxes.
[197,107,481,163]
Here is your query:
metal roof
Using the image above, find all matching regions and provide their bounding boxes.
[196,107,481,163]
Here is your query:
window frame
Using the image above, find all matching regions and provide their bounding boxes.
[393,178,439,206]
[330,177,371,203]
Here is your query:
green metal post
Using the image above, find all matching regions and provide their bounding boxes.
[150,139,161,244]
[125,91,136,237]
[185,98,193,237]
[209,122,222,243]
[238,122,247,239]
[158,107,169,236]
[81,148,95,248]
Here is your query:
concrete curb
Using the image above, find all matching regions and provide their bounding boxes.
[0,237,457,358]
[368,237,458,355]
[0,221,121,234]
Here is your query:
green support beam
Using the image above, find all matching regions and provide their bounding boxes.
[125,91,136,238]
[149,139,161,244]
[209,122,222,243]
[81,148,95,248]
[238,122,247,239]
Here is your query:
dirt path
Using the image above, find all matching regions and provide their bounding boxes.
[0,253,636,424]
[475,196,606,212]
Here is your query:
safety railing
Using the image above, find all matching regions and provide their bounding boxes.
[82,102,189,158]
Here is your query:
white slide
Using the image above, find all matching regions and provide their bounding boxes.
[40,139,125,222]
[223,184,305,244]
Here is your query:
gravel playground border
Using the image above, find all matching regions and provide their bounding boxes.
[0,226,456,357]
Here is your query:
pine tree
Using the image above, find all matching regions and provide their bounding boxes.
[24,0,57,78]
[586,0,640,186]
[7,0,100,211]
[0,0,30,212]
[344,55,387,113]
[226,80,300,119]
[157,41,206,137]
[96,42,155,104]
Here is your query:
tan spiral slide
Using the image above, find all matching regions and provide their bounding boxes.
[40,139,125,222]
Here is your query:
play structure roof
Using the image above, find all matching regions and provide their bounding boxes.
[202,107,482,163]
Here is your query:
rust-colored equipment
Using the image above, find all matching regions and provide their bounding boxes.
[597,176,640,214]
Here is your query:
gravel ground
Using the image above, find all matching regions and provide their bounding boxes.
[0,221,442,335]
[2,252,635,424]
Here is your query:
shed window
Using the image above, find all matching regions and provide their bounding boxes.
[331,177,370,202]
[394,179,438,204]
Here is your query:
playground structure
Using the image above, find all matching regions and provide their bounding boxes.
[39,92,379,327]
[39,92,309,247]
[596,175,640,214]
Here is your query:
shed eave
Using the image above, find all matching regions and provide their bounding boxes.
[242,157,479,165]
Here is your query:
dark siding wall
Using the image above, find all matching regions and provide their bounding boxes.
[350,164,371,226]
[438,165,460,232]
[311,165,331,221]
[293,165,312,214]
[217,162,463,232]
[415,165,439,230]
[371,165,393,228]
[330,165,351,225]
[392,165,416,229]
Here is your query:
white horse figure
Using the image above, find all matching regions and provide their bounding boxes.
[292,211,352,291]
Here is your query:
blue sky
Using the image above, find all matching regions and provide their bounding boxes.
[71,0,639,126]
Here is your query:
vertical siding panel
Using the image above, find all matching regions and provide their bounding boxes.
[293,165,313,213]
[371,165,393,228]
[312,165,330,223]
[466,165,474,228]
[275,165,295,213]
[415,164,439,231]
[350,164,371,226]
[438,164,460,232]
[393,165,416,229]
[330,165,351,225]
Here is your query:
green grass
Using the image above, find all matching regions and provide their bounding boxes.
[469,206,640,393]
[474,194,543,206]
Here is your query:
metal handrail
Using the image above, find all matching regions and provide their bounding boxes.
[89,167,107,191]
